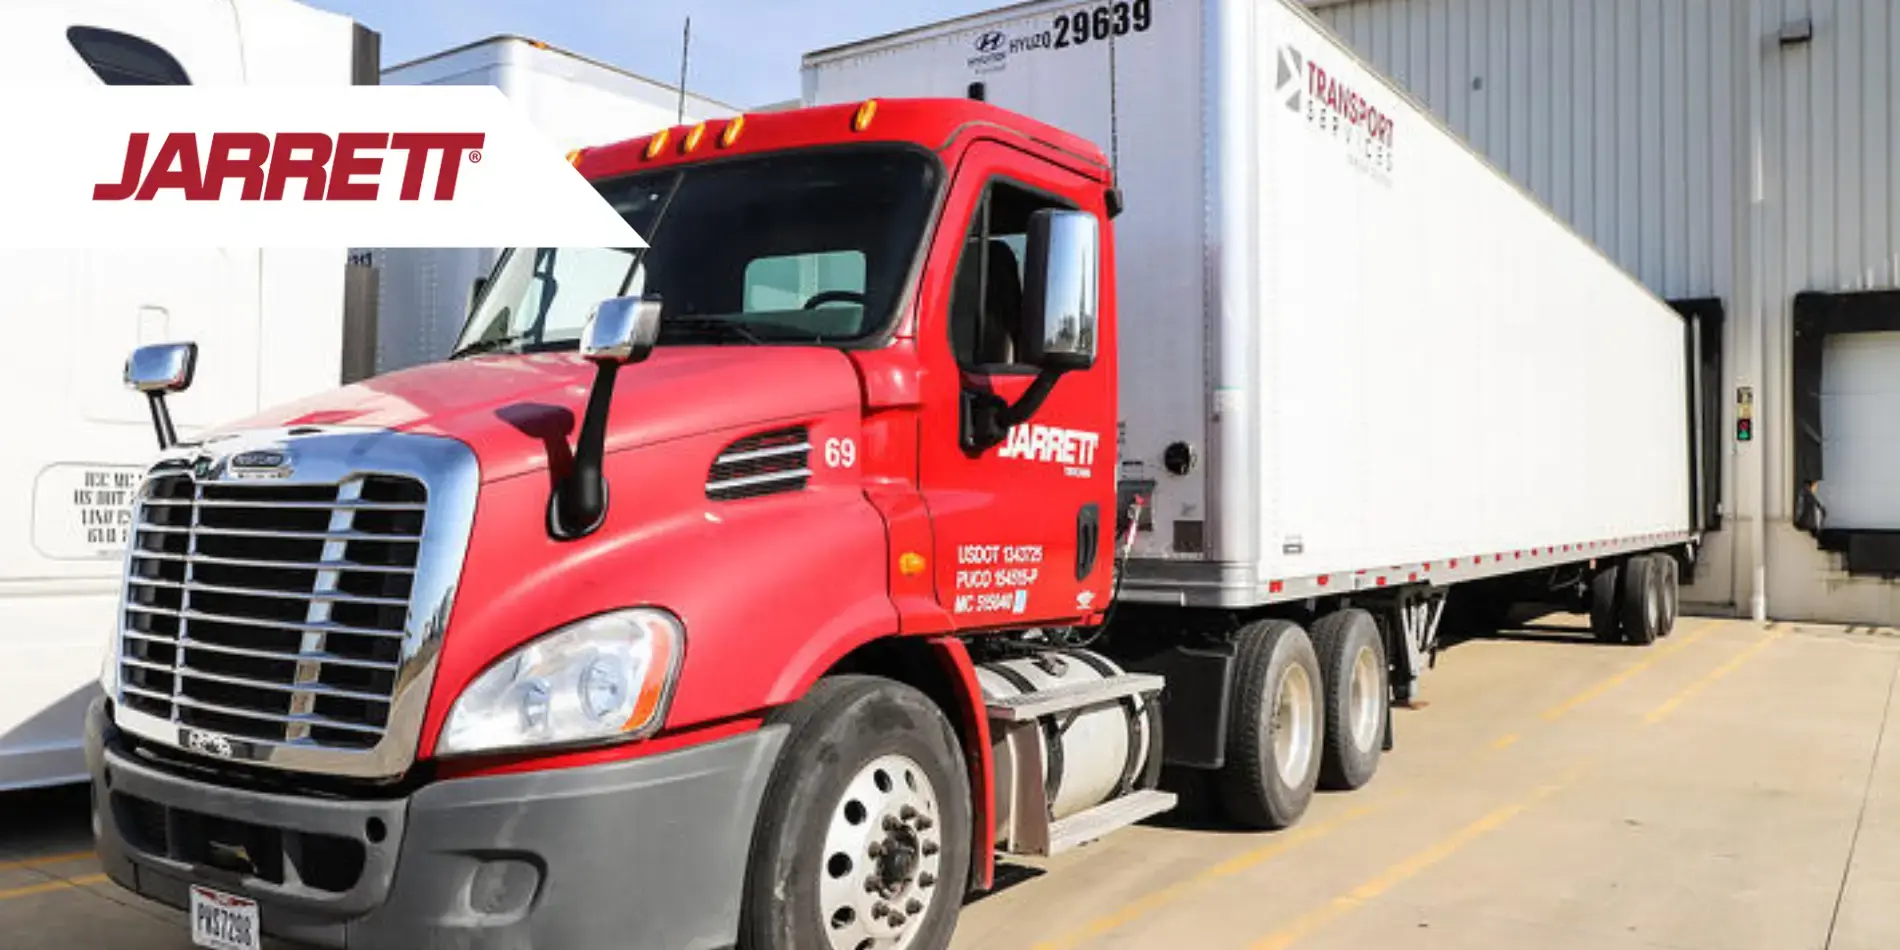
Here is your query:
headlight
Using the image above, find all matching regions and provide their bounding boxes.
[437,608,684,757]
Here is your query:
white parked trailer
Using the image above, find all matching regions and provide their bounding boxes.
[370,37,738,373]
[1,0,375,791]
[805,0,1707,691]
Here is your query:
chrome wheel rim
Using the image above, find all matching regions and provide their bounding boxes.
[1348,644,1383,752]
[1272,664,1316,787]
[818,754,942,950]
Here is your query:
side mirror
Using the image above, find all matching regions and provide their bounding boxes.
[124,342,198,450]
[580,294,664,366]
[125,342,198,394]
[1020,209,1100,372]
[553,294,664,541]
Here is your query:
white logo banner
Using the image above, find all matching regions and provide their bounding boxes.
[0,86,646,249]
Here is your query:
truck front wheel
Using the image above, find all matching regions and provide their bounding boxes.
[1217,619,1325,830]
[739,675,972,950]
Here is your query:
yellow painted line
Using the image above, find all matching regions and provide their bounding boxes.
[1539,619,1718,721]
[1250,763,1593,950]
[1030,797,1401,950]
[0,851,95,875]
[1488,733,1520,751]
[0,873,110,902]
[1644,630,1784,726]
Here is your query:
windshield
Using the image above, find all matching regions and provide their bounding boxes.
[451,146,942,358]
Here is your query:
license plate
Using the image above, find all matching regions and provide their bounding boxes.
[190,885,261,950]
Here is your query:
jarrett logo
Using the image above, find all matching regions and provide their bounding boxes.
[94,132,485,202]
[1277,44,1396,180]
[997,424,1102,479]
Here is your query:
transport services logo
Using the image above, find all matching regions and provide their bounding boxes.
[1277,43,1397,181]
[0,86,644,248]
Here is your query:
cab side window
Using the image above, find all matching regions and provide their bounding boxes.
[67,26,192,85]
[949,180,1072,371]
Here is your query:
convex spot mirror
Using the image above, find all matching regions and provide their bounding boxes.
[1021,208,1100,372]
[581,294,664,365]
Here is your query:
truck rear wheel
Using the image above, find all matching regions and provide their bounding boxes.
[1589,561,1623,643]
[1217,619,1324,830]
[1619,555,1664,646]
[739,675,971,950]
[1310,609,1387,791]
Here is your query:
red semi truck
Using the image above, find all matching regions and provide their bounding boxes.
[88,5,1714,949]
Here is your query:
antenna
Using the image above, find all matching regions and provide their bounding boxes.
[1107,29,1121,176]
[676,16,691,124]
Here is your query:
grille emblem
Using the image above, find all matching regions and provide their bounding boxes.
[183,729,235,759]
[228,448,293,480]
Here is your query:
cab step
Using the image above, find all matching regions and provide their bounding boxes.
[1046,789,1178,855]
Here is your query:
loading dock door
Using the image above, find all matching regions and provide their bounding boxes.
[1819,331,1900,529]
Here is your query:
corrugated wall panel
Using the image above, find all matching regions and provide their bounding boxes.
[1312,0,1900,623]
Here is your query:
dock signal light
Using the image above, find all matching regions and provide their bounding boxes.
[1737,418,1753,442]
[852,99,879,133]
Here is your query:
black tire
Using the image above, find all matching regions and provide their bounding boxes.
[1589,561,1623,643]
[1310,609,1387,792]
[739,676,972,950]
[1619,555,1663,646]
[1216,619,1325,830]
[1657,555,1680,637]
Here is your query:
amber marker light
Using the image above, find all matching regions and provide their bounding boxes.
[852,99,879,132]
[683,121,708,153]
[645,129,671,160]
[898,552,927,576]
[719,115,747,148]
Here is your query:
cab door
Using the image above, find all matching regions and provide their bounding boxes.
[915,139,1117,629]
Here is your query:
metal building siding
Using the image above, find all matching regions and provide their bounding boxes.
[1311,0,1900,623]
[1314,0,1738,302]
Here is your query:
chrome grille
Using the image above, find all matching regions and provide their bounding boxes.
[706,427,811,501]
[118,473,427,751]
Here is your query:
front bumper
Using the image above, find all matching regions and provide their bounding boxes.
[86,698,786,950]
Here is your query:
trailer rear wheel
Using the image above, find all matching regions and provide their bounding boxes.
[739,675,971,950]
[1216,619,1324,830]
[1657,555,1680,637]
[1619,555,1664,646]
[1589,562,1623,643]
[1310,609,1387,791]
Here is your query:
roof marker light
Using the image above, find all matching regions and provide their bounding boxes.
[852,99,879,132]
[683,121,708,153]
[719,115,746,148]
[645,129,671,160]
[565,148,585,167]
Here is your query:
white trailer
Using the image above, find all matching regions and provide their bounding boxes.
[369,37,738,374]
[0,0,378,791]
[804,0,1709,701]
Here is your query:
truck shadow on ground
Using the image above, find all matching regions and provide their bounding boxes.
[0,782,94,860]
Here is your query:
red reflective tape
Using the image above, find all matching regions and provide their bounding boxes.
[1318,575,1330,587]
[1270,580,1285,594]
[1377,576,1387,587]
[1409,572,1418,582]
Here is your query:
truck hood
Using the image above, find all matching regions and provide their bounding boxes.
[205,347,865,482]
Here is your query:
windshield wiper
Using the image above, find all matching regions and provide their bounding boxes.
[660,316,766,346]
[449,335,527,360]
